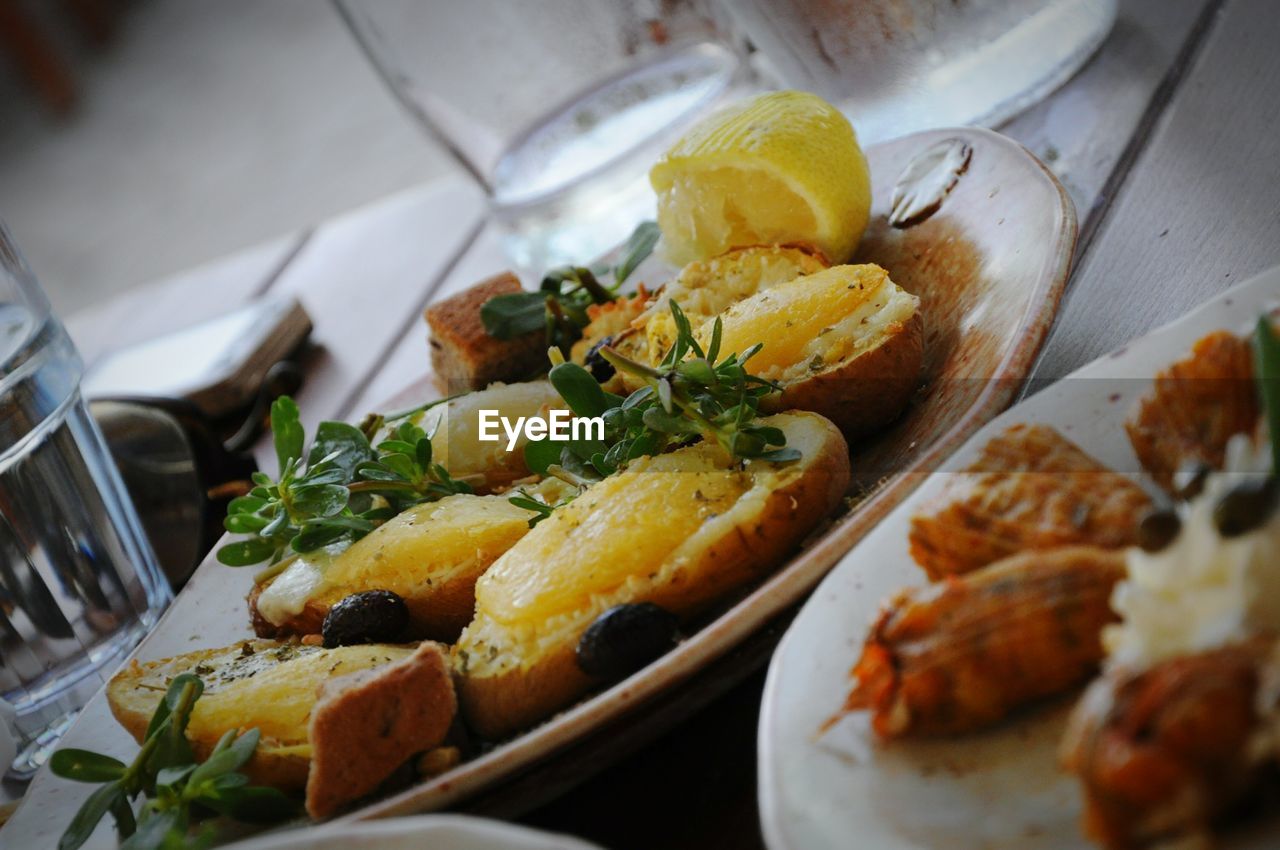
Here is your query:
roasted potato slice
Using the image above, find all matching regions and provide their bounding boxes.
[251,482,571,642]
[704,263,922,439]
[568,290,653,394]
[454,411,850,739]
[108,639,454,805]
[642,244,828,362]
[408,380,565,494]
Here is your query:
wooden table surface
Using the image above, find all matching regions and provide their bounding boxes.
[53,1,1280,847]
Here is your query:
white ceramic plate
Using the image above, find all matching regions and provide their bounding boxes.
[758,263,1280,850]
[2,127,1075,848]
[224,814,599,850]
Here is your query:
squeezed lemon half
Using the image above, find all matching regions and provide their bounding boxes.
[649,90,871,266]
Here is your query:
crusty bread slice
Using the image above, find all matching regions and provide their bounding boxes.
[425,272,546,392]
[305,641,455,818]
[454,411,850,739]
[106,640,452,801]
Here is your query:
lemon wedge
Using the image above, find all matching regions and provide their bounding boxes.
[649,90,871,266]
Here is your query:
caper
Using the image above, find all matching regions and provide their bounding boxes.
[576,602,680,681]
[321,589,409,648]
[584,336,616,383]
[1212,476,1279,538]
[1172,460,1212,501]
[1136,506,1181,552]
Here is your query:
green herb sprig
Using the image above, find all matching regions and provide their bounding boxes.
[51,675,293,850]
[1254,315,1280,473]
[217,396,472,568]
[523,300,799,486]
[506,487,575,528]
[480,220,659,356]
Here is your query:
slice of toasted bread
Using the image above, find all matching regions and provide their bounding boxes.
[454,411,850,739]
[908,424,1153,580]
[426,272,547,392]
[107,640,422,792]
[305,641,455,818]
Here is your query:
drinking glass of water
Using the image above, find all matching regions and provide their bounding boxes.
[0,224,171,777]
[336,0,756,274]
[725,0,1117,145]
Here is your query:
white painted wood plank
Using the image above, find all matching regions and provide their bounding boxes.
[1030,0,1280,381]
[252,176,485,470]
[343,223,508,417]
[63,233,305,368]
[999,0,1213,228]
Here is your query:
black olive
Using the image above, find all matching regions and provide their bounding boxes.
[1212,476,1279,538]
[576,603,680,680]
[584,336,616,383]
[1172,460,1212,501]
[322,590,409,648]
[1136,506,1181,552]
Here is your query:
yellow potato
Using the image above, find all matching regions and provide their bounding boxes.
[410,381,566,493]
[454,411,850,739]
[108,641,417,791]
[251,483,571,642]
[643,244,829,363]
[709,264,923,438]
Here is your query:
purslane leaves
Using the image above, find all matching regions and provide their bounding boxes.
[52,675,293,850]
[480,219,659,356]
[216,401,471,568]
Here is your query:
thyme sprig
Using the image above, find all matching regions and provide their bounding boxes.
[217,396,471,567]
[1255,315,1280,474]
[51,675,293,850]
[523,300,799,486]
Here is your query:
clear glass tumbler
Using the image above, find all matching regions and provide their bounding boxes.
[337,0,756,274]
[726,0,1117,145]
[0,224,171,774]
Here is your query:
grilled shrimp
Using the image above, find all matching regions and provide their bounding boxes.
[1125,329,1260,495]
[1061,637,1278,849]
[909,424,1152,580]
[842,546,1126,738]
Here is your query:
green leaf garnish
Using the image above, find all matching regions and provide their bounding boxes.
[217,397,473,567]
[532,300,799,482]
[1254,315,1280,473]
[52,676,293,849]
[479,219,659,358]
[269,396,304,477]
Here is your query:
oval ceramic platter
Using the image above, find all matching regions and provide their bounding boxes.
[3,127,1073,848]
[758,263,1280,850]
